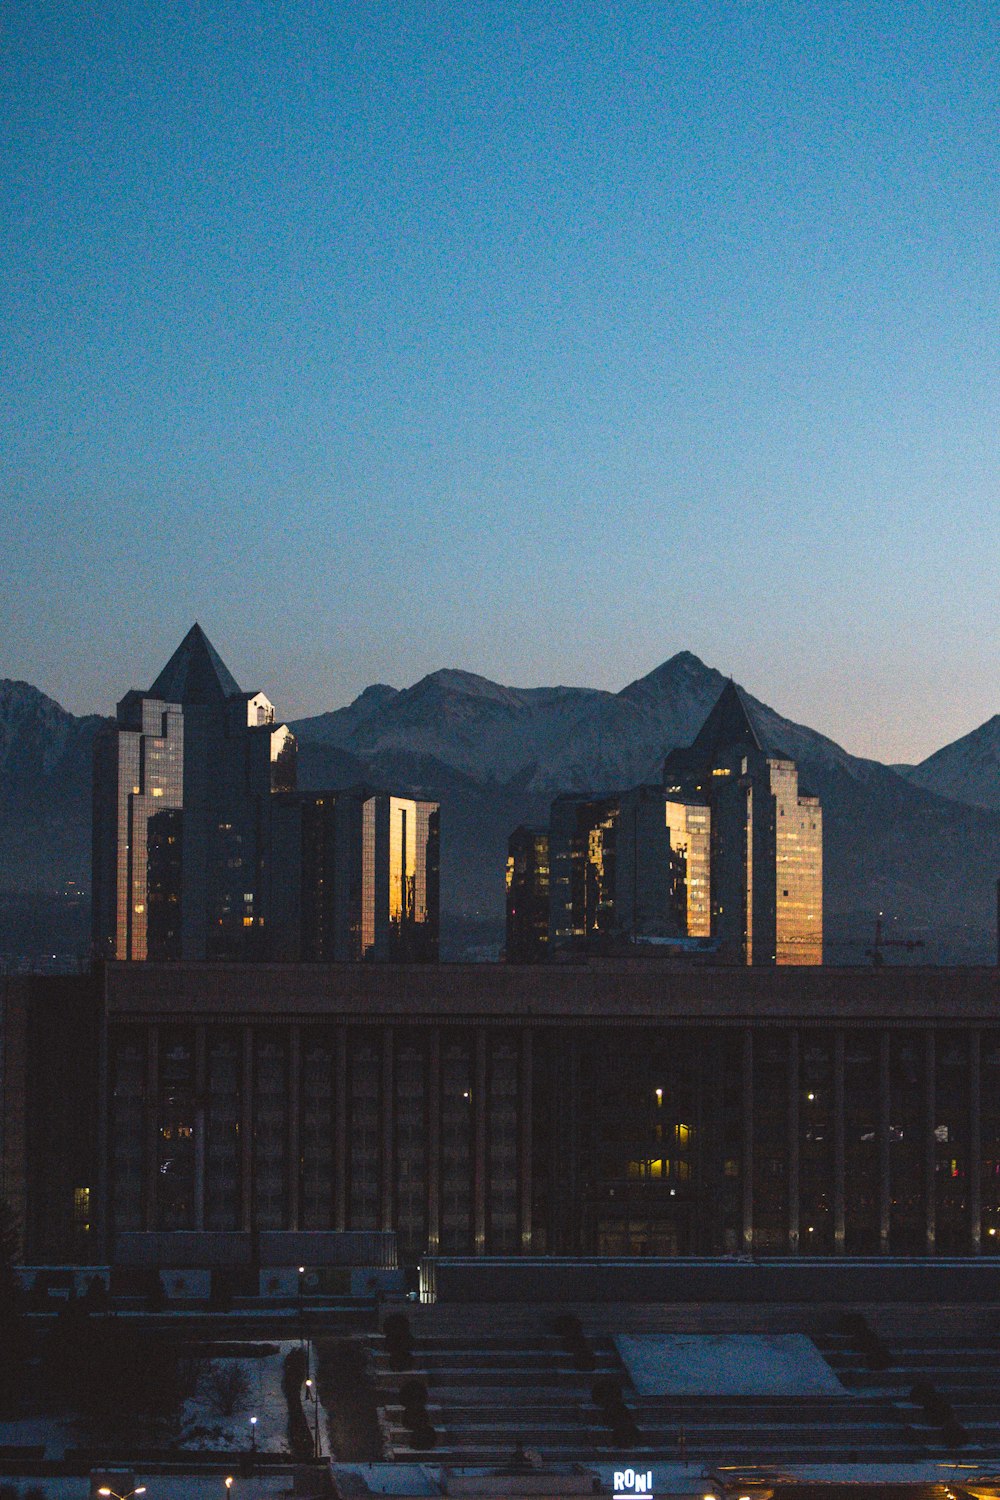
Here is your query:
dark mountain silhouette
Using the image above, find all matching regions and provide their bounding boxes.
[895,715,1000,813]
[0,680,106,893]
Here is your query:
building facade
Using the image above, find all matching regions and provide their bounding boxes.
[92,625,296,962]
[272,786,440,963]
[0,975,100,1261]
[505,826,550,962]
[79,960,1000,1266]
[664,682,823,964]
[546,786,707,951]
[509,684,819,964]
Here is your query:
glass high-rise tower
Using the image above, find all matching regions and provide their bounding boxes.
[663,681,823,965]
[92,624,296,961]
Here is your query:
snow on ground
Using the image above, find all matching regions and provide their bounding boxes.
[0,1414,77,1460]
[179,1340,308,1453]
[613,1334,847,1397]
[0,1341,323,1460]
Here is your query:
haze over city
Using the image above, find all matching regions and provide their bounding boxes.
[3,1,998,763]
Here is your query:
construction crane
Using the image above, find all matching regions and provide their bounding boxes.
[865,911,925,967]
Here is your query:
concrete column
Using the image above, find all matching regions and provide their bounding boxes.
[193,1025,206,1231]
[334,1027,348,1231]
[380,1027,395,1232]
[95,997,110,1260]
[143,1026,159,1231]
[240,1026,254,1233]
[742,1029,754,1255]
[925,1030,936,1255]
[519,1027,533,1254]
[878,1030,891,1254]
[833,1031,846,1254]
[287,1025,301,1231]
[427,1027,441,1255]
[970,1030,982,1255]
[473,1027,488,1254]
[567,1031,581,1255]
[788,1030,800,1254]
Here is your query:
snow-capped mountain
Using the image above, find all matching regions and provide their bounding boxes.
[2,655,999,962]
[292,653,1000,957]
[0,680,105,891]
[895,715,1000,813]
[295,651,867,795]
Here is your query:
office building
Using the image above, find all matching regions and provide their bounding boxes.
[517,784,710,955]
[6,959,1000,1263]
[548,786,703,949]
[92,624,296,961]
[664,681,822,964]
[505,826,550,962]
[272,786,440,963]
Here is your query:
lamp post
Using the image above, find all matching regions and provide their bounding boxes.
[98,1489,147,1500]
[298,1266,307,1354]
[249,1414,258,1463]
[224,1479,234,1498]
[304,1377,320,1458]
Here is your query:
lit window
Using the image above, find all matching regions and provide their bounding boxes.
[73,1187,90,1232]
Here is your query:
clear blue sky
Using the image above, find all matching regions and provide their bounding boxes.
[2,0,998,762]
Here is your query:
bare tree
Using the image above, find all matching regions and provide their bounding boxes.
[205,1362,250,1417]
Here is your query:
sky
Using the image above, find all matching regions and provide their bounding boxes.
[1,0,998,764]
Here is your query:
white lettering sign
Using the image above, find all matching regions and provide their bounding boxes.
[613,1472,653,1494]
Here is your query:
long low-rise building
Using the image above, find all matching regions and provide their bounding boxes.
[3,960,1000,1263]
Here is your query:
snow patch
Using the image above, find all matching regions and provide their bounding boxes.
[614,1333,847,1397]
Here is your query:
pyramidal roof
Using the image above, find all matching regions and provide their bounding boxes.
[149,624,243,705]
[688,679,763,757]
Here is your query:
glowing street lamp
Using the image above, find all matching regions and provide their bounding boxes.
[249,1415,258,1455]
[305,1377,320,1457]
[98,1489,146,1500]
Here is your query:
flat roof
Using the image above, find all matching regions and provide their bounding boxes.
[103,961,1000,1024]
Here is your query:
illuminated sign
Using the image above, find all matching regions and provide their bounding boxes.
[613,1473,653,1494]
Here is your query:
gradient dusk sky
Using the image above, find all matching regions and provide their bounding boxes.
[2,1,998,763]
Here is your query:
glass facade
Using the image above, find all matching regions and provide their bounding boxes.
[771,760,823,965]
[104,1012,998,1260]
[661,683,823,966]
[665,800,711,937]
[206,1030,241,1231]
[92,629,297,962]
[548,788,712,950]
[505,827,550,962]
[285,787,440,963]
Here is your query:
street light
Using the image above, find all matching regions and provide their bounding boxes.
[305,1377,320,1458]
[249,1415,258,1455]
[297,1266,307,1354]
[98,1490,146,1500]
[224,1480,234,1495]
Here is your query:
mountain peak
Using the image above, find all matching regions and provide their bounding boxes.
[422,669,515,697]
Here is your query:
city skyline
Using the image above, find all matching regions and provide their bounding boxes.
[3,2,999,764]
[5,629,997,773]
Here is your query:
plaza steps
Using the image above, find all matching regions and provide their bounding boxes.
[369,1321,929,1465]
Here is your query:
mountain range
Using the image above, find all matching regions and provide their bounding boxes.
[2,652,999,961]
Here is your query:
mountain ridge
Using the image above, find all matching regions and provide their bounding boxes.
[2,657,998,962]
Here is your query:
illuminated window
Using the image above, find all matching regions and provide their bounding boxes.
[73,1186,91,1232]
